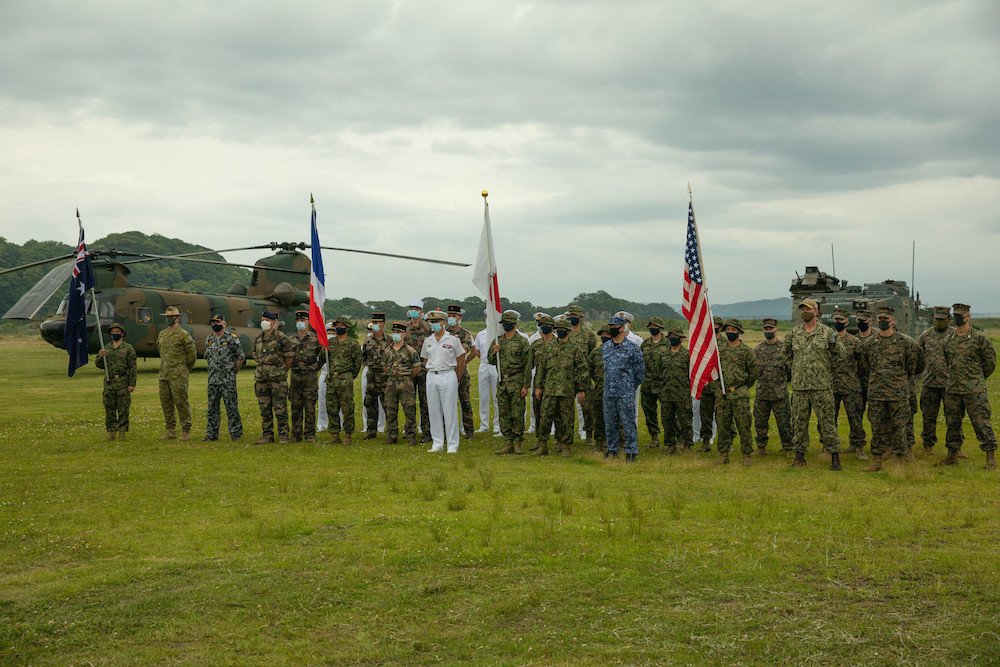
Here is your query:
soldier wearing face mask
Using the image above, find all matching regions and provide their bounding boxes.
[406,299,434,443]
[528,314,557,447]
[831,308,867,460]
[753,318,792,456]
[589,326,610,451]
[361,313,391,440]
[252,310,294,444]
[446,305,478,438]
[661,329,693,453]
[696,316,725,451]
[156,305,196,441]
[640,316,670,448]
[488,310,532,454]
[383,322,422,446]
[203,314,244,442]
[288,310,323,442]
[854,311,874,409]
[325,316,363,445]
[917,306,955,453]
[566,304,599,445]
[716,319,757,465]
[96,322,137,441]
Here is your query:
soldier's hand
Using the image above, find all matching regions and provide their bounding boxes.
[520,387,528,397]
[534,388,542,400]
[97,349,106,358]
[492,343,500,353]
[127,386,134,393]
[577,391,585,404]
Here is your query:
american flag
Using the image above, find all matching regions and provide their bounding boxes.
[681,200,723,399]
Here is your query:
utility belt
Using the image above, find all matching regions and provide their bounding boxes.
[104,374,128,383]
[291,367,317,374]
[387,374,412,381]
[427,369,455,375]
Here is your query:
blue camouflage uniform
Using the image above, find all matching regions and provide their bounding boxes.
[602,321,645,456]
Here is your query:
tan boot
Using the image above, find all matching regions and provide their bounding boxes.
[495,441,514,455]
[107,431,116,441]
[742,453,751,466]
[332,432,343,445]
[561,445,571,458]
[533,442,549,456]
[254,435,273,445]
[986,451,996,471]
[863,454,884,472]
[957,450,969,459]
[161,430,176,440]
[179,431,190,442]
[117,432,126,442]
[936,450,959,466]
[717,453,729,465]
[513,440,523,455]
[855,447,869,461]
[343,433,352,446]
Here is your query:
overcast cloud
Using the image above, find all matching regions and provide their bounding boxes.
[2,0,999,310]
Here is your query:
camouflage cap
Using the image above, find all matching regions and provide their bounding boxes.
[724,318,744,334]
[667,330,686,338]
[832,308,850,319]
[597,325,611,336]
[566,304,584,317]
[856,311,871,322]
[647,316,665,328]
[261,310,278,320]
[799,298,819,310]
[553,318,573,330]
[210,314,225,323]
[501,310,519,324]
[161,305,181,316]
[933,306,951,319]
[952,303,971,314]
[712,316,723,327]
[876,306,894,316]
[533,312,549,321]
[537,314,555,327]
[109,322,126,333]
[294,309,309,320]
[761,317,778,327]
[391,321,407,332]
[369,312,386,322]
[331,315,353,326]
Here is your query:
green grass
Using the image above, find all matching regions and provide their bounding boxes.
[1,334,999,664]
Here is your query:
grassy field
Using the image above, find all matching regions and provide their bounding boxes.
[1,332,999,665]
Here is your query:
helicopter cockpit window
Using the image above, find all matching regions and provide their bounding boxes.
[56,299,68,315]
[99,301,115,318]
[137,308,152,324]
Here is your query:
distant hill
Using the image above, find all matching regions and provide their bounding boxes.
[711,298,792,320]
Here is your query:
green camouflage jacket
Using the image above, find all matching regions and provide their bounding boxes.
[536,339,589,397]
[290,331,323,374]
[157,327,196,380]
[252,330,293,382]
[859,332,917,401]
[406,320,431,374]
[943,328,996,395]
[832,333,863,393]
[660,345,691,401]
[719,341,757,399]
[327,336,363,387]
[487,333,532,388]
[530,336,557,372]
[640,336,670,393]
[784,322,842,391]
[362,334,391,375]
[590,345,604,391]
[754,340,789,400]
[96,342,137,388]
[568,326,599,372]
[204,329,244,386]
[918,326,953,388]
[383,343,420,379]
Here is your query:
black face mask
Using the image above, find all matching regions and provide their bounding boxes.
[668,337,681,347]
[954,314,965,326]
[877,320,891,331]
[540,325,552,335]
[556,329,569,339]
[212,323,224,332]
[833,321,847,332]
[568,316,580,326]
[501,322,516,332]
[608,326,622,337]
[726,332,739,342]
[110,333,123,341]
[649,327,661,336]
[934,320,949,331]
[334,327,347,336]
[857,321,870,332]
[600,336,612,345]
[763,331,776,340]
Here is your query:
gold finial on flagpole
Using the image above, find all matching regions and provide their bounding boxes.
[481,189,489,198]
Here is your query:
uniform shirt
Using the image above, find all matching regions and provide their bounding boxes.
[718,341,757,399]
[157,326,196,379]
[290,330,323,374]
[96,341,137,388]
[831,332,863,393]
[783,322,842,391]
[754,339,789,400]
[421,332,466,372]
[383,344,421,379]
[475,329,497,369]
[204,329,244,386]
[640,336,670,394]
[362,333,391,375]
[859,332,918,401]
[327,335,363,387]
[943,327,996,395]
[406,319,432,372]
[601,339,645,398]
[487,332,532,387]
[536,339,589,397]
[252,330,293,382]
[660,346,691,401]
[918,326,954,389]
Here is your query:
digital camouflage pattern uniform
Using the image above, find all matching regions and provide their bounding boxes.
[157,325,197,436]
[832,331,866,451]
[860,331,918,457]
[204,328,244,440]
[382,341,421,444]
[917,319,954,448]
[96,338,137,435]
[362,330,391,437]
[566,309,599,439]
[942,325,997,454]
[588,341,606,449]
[487,321,532,452]
[326,330,363,440]
[754,338,792,452]
[535,335,589,455]
[905,335,925,448]
[529,330,557,434]
[289,329,323,441]
[447,322,476,437]
[640,334,670,445]
[406,318,433,441]
[697,318,726,447]
[252,328,293,442]
[716,333,757,455]
[659,341,693,450]
[784,321,842,454]
[602,337,646,457]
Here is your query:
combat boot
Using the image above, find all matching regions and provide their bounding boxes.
[666,444,679,455]
[742,453,752,466]
[513,439,523,455]
[278,435,289,444]
[937,450,959,466]
[408,435,417,447]
[903,448,915,462]
[603,449,618,459]
[957,450,969,459]
[533,442,549,456]
[254,435,273,445]
[162,430,176,440]
[923,444,934,456]
[697,441,712,453]
[561,445,571,458]
[717,453,729,465]
[386,437,398,445]
[365,431,377,440]
[529,441,540,452]
[830,452,842,471]
[495,440,514,455]
[331,432,342,445]
[107,431,116,441]
[791,451,806,467]
[649,435,660,449]
[863,454,883,472]
[343,433,352,446]
[986,451,996,470]
[117,432,126,442]
[754,448,767,456]
[855,447,869,461]
[179,431,190,442]
[585,436,596,450]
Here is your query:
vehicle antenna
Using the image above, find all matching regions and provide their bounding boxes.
[831,243,836,278]
[911,240,916,300]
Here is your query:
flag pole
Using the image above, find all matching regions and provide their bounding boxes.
[483,190,500,382]
[688,185,725,394]
[313,193,331,373]
[79,209,109,381]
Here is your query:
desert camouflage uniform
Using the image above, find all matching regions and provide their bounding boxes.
[253,330,293,441]
[942,328,997,453]
[157,326,196,435]
[588,345,606,448]
[640,337,669,443]
[326,335,363,438]
[784,322,842,454]
[383,343,421,443]
[660,345,693,448]
[602,339,646,456]
[754,340,792,451]
[96,341,137,434]
[407,319,433,439]
[536,339,589,452]
[362,332,391,436]
[289,331,323,441]
[917,324,954,447]
[716,341,757,454]
[860,332,917,457]
[204,329,244,440]
[529,336,557,432]
[832,332,866,450]
[488,333,532,446]
[447,324,477,436]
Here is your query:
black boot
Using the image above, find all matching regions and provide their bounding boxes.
[791,451,806,467]
[830,452,842,471]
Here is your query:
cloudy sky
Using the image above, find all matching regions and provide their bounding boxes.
[2,1,998,310]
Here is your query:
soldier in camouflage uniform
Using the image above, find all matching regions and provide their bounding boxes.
[660,329,693,453]
[859,306,918,471]
[406,300,433,443]
[917,306,954,452]
[96,322,137,440]
[640,316,669,448]
[383,321,421,445]
[535,318,589,456]
[488,310,532,454]
[784,298,843,470]
[361,313,391,439]
[289,310,323,442]
[753,317,792,456]
[855,311,875,409]
[203,314,244,441]
[904,333,926,456]
[589,326,611,452]
[939,303,997,469]
[327,316,363,445]
[566,304,598,446]
[602,316,645,462]
[696,316,725,451]
[716,320,757,465]
[252,310,293,444]
[446,304,477,438]
[156,305,197,440]
[831,309,867,460]
[528,314,558,448]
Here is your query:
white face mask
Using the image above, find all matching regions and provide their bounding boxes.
[296,321,307,332]
[447,317,457,327]
[260,320,272,331]
[371,323,381,333]
[391,333,402,343]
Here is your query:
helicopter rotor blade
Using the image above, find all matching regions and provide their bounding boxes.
[119,245,278,266]
[2,260,75,320]
[115,252,309,276]
[0,252,76,276]
[315,246,470,267]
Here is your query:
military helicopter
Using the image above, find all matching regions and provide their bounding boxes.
[789,265,933,337]
[1,241,469,358]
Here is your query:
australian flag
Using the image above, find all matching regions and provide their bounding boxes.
[64,223,95,376]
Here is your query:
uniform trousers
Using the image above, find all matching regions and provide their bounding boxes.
[159,376,191,434]
[478,363,500,432]
[944,391,997,453]
[604,394,639,456]
[427,370,460,452]
[919,386,946,447]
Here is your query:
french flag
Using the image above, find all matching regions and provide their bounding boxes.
[308,197,328,347]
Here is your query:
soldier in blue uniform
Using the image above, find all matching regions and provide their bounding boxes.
[602,316,645,462]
